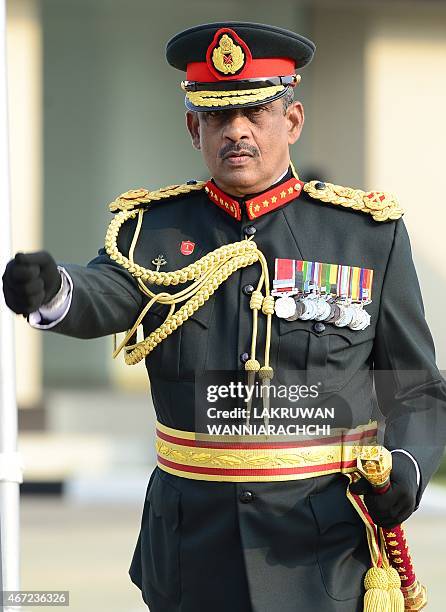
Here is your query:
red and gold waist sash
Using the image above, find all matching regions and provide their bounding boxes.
[155,420,378,482]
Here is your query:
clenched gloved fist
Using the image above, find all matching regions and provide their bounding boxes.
[349,452,419,528]
[2,251,61,315]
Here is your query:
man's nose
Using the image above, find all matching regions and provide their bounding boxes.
[222,112,251,141]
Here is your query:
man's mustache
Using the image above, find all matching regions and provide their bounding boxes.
[219,142,259,159]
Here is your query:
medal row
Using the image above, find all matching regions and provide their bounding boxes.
[273,294,371,330]
[272,258,373,331]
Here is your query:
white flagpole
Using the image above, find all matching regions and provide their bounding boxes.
[0,0,23,610]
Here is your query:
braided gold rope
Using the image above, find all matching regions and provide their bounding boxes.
[105,205,273,365]
[186,85,284,108]
[109,181,206,213]
[105,210,258,285]
[303,180,404,222]
[123,250,260,365]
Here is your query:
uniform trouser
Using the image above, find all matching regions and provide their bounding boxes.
[129,468,367,612]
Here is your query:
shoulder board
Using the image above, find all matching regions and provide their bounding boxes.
[303,180,404,222]
[108,180,206,213]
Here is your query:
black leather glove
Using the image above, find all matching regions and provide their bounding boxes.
[2,251,61,315]
[349,452,419,528]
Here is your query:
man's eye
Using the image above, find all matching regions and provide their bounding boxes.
[247,106,267,118]
[205,111,224,120]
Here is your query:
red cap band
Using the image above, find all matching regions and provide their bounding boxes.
[187,57,295,83]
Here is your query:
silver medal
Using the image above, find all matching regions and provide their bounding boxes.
[285,298,305,321]
[335,304,355,327]
[274,295,297,319]
[349,306,371,330]
[315,298,332,321]
[299,297,316,320]
[325,303,341,323]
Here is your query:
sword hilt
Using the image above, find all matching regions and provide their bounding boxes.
[355,445,392,489]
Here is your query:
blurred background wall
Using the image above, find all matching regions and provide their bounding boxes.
[5,0,446,484]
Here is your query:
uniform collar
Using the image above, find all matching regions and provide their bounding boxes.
[205,167,304,221]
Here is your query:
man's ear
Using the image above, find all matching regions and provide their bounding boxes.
[286,101,304,145]
[186,111,201,150]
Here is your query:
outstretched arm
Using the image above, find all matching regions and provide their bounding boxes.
[43,249,144,338]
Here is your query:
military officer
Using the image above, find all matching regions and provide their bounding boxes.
[3,21,446,612]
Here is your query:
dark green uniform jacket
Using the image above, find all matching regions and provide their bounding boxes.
[47,169,446,612]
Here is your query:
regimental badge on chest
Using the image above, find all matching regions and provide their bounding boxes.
[180,240,195,256]
[272,258,373,331]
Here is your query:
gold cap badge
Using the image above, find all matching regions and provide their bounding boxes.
[206,28,251,79]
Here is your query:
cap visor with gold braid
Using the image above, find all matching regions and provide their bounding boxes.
[166,21,315,111]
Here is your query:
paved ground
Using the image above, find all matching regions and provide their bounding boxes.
[20,495,445,612]
[20,498,147,612]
